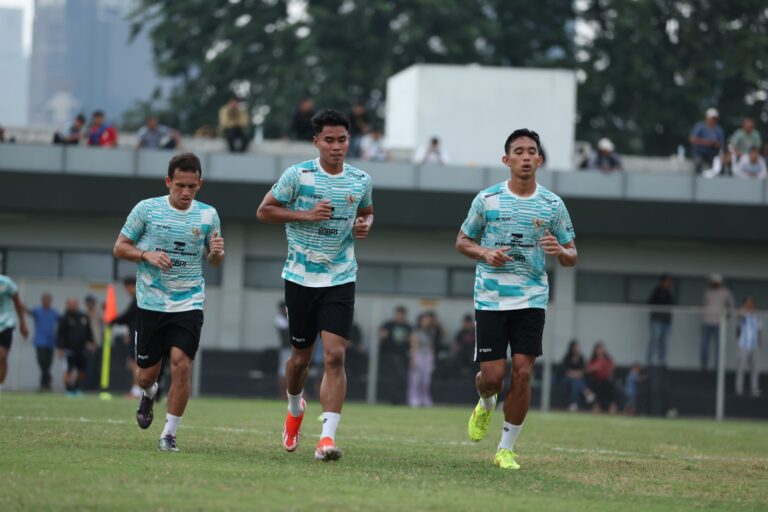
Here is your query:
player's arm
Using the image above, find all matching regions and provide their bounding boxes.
[12,294,28,339]
[455,230,511,268]
[206,232,225,267]
[256,191,332,224]
[113,234,171,271]
[540,230,578,267]
[353,205,374,239]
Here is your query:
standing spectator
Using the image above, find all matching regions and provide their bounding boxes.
[348,102,369,158]
[378,305,412,404]
[87,111,119,147]
[700,274,735,371]
[729,117,762,159]
[25,292,60,391]
[581,138,622,172]
[286,98,316,141]
[57,297,95,397]
[586,341,617,414]
[624,363,643,416]
[218,97,250,152]
[408,312,436,407]
[0,274,29,393]
[689,108,724,174]
[111,278,139,398]
[451,313,476,374]
[647,274,674,367]
[361,127,390,162]
[734,146,767,179]
[414,137,449,165]
[735,296,762,397]
[53,114,86,145]
[137,115,180,150]
[275,301,290,399]
[560,339,594,412]
[83,295,103,389]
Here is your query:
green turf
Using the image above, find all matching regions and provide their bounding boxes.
[1,393,766,511]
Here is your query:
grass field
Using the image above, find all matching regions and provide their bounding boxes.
[1,393,766,511]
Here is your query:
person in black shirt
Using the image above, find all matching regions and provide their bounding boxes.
[287,98,316,141]
[57,297,95,396]
[561,339,594,412]
[347,103,369,158]
[451,313,476,375]
[377,305,412,404]
[112,278,141,397]
[647,274,675,367]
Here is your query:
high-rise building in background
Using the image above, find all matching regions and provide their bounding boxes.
[0,7,28,125]
[29,0,166,128]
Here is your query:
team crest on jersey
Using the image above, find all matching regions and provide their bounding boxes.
[346,195,356,205]
[192,227,202,238]
[532,218,546,229]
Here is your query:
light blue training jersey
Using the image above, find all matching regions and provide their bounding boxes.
[120,196,221,313]
[272,159,373,288]
[0,275,19,331]
[460,182,574,311]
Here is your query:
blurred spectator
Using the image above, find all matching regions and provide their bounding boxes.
[86,111,118,148]
[287,97,316,141]
[451,313,476,374]
[581,138,622,172]
[378,305,412,404]
[586,341,617,414]
[735,296,762,397]
[0,274,28,394]
[408,312,437,407]
[729,117,761,159]
[700,273,735,371]
[137,115,180,150]
[348,102,370,158]
[560,339,594,412]
[734,146,767,179]
[647,274,675,367]
[25,292,60,391]
[53,114,86,145]
[57,297,95,397]
[111,277,139,398]
[361,127,390,162]
[83,295,103,389]
[218,98,250,152]
[624,363,643,416]
[0,125,15,143]
[414,136,449,165]
[703,150,735,178]
[194,125,217,138]
[689,108,724,174]
[274,301,290,398]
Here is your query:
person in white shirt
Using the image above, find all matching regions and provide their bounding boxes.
[700,274,734,370]
[735,296,762,397]
[734,146,767,179]
[414,137,449,165]
[361,127,390,162]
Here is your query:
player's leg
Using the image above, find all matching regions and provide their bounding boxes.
[468,310,507,442]
[134,309,167,430]
[0,328,13,389]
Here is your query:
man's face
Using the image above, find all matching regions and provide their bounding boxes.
[147,117,158,130]
[92,114,104,127]
[85,299,96,311]
[41,294,52,308]
[502,136,542,179]
[300,99,314,112]
[66,298,78,311]
[706,115,717,127]
[394,310,406,323]
[314,125,349,165]
[749,148,760,163]
[743,119,754,132]
[165,169,202,209]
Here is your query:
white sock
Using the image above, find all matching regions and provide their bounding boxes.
[161,413,181,439]
[287,390,304,417]
[142,382,158,399]
[320,412,341,440]
[480,394,497,411]
[498,422,523,451]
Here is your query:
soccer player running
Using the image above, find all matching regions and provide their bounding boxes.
[257,109,373,461]
[456,129,576,470]
[113,153,224,452]
[0,274,29,393]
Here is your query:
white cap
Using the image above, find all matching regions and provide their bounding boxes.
[709,273,723,284]
[706,108,719,119]
[597,138,614,152]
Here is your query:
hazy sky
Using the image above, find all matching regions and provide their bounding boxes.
[0,0,32,56]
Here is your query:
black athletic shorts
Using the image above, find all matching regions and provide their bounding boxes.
[284,280,355,349]
[65,351,88,372]
[474,308,545,362]
[135,308,203,369]
[0,328,12,349]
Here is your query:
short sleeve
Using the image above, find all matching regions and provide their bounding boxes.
[550,199,575,245]
[690,122,703,139]
[358,176,373,208]
[271,167,300,204]
[120,201,147,241]
[460,194,485,239]
[4,277,18,297]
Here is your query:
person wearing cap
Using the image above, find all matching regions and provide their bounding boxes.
[700,273,734,371]
[689,108,725,175]
[582,138,622,172]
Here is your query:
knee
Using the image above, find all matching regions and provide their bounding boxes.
[136,373,155,389]
[171,358,192,379]
[513,365,533,389]
[482,368,505,391]
[323,346,345,370]
[287,352,310,373]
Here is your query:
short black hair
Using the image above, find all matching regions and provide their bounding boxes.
[93,110,104,118]
[167,152,202,179]
[75,114,86,123]
[504,129,542,155]
[311,109,350,135]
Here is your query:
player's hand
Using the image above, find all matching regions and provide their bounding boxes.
[86,342,96,352]
[306,200,333,222]
[20,323,29,339]
[540,230,562,256]
[353,217,371,239]
[143,250,172,271]
[482,247,512,267]
[209,232,225,257]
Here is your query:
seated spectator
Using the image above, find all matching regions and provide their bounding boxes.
[624,363,643,415]
[560,339,595,412]
[0,125,16,143]
[689,108,724,174]
[361,127,390,161]
[86,111,118,148]
[286,97,316,141]
[586,341,617,414]
[734,146,767,179]
[53,114,86,145]
[581,138,622,172]
[414,136,449,165]
[348,102,370,158]
[703,149,735,178]
[137,115,180,150]
[218,97,250,152]
[729,116,761,159]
